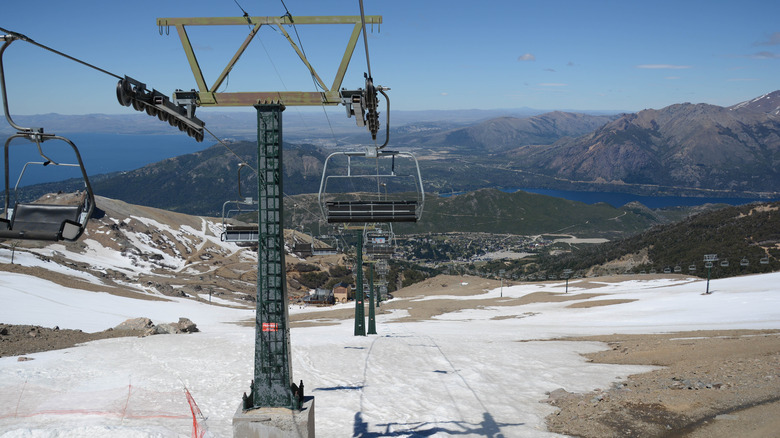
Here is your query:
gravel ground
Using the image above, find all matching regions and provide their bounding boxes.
[543,330,780,438]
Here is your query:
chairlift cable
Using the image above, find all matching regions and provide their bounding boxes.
[0,27,122,81]
[202,125,257,174]
[358,0,372,80]
[276,0,341,144]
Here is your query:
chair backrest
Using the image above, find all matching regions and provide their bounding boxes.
[0,203,82,241]
[325,200,418,223]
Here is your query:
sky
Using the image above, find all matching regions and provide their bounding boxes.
[1,0,779,116]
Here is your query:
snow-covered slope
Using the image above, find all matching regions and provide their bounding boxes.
[1,196,778,437]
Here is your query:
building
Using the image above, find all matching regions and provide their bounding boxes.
[332,282,353,303]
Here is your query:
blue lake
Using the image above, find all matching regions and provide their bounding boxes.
[509,188,775,209]
[4,133,208,186]
[438,187,776,208]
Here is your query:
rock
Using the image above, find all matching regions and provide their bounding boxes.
[154,318,198,335]
[176,317,199,333]
[154,323,182,335]
[545,388,573,404]
[114,317,155,331]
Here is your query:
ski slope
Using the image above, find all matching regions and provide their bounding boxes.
[1,268,779,437]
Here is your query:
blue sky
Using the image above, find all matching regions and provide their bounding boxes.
[2,0,779,115]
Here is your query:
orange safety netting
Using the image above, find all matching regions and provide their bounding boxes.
[0,382,209,437]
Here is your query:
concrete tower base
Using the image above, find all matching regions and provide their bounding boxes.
[232,397,315,438]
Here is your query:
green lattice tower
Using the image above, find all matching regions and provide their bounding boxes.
[244,104,299,410]
[355,233,366,336]
[368,263,377,334]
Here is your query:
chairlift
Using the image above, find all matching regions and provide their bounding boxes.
[311,232,339,256]
[0,37,94,241]
[674,265,682,273]
[688,264,696,272]
[364,223,395,258]
[760,256,769,265]
[375,258,389,276]
[720,259,729,267]
[220,164,258,244]
[0,134,95,242]
[663,267,671,274]
[220,197,258,244]
[740,257,749,267]
[318,147,424,224]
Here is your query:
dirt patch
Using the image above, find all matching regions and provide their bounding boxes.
[544,330,780,437]
[0,324,143,358]
[566,298,637,308]
[0,263,170,302]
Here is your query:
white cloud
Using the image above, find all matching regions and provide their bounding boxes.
[750,51,780,59]
[636,64,692,69]
[518,53,536,61]
[754,32,780,46]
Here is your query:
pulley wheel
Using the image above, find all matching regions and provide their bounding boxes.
[116,79,132,107]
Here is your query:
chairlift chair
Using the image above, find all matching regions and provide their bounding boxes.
[0,134,95,242]
[318,147,424,224]
[311,233,339,256]
[0,37,94,241]
[720,259,729,267]
[760,256,769,265]
[364,223,395,258]
[220,197,259,244]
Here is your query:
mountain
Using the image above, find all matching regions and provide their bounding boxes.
[19,141,328,216]
[284,188,707,239]
[505,91,780,196]
[729,91,780,116]
[395,111,617,152]
[527,200,780,279]
[0,195,347,303]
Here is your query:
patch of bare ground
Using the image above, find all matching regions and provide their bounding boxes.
[544,330,780,437]
[0,262,169,302]
[566,299,637,308]
[0,324,144,358]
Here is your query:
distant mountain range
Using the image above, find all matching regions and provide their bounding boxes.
[393,111,618,153]
[9,91,780,221]
[501,91,780,196]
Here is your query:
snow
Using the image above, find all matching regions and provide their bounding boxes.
[1,270,779,437]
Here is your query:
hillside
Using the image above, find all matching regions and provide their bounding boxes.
[514,201,780,279]
[396,111,618,152]
[0,195,349,305]
[505,91,780,196]
[284,188,706,239]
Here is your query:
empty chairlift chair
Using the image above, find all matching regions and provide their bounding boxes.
[318,148,424,224]
[0,134,95,242]
[364,225,395,259]
[220,197,259,244]
[0,37,93,242]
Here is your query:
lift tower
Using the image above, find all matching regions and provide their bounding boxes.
[157,13,384,411]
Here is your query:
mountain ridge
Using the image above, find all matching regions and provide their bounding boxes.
[503,91,780,194]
